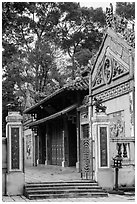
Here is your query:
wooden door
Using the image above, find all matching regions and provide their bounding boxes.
[51,121,63,166]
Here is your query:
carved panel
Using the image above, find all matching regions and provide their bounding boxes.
[93,52,129,89]
[11,128,20,170]
[103,57,112,84]
[99,127,108,167]
[109,111,125,138]
[112,58,129,80]
[80,138,90,179]
[80,124,90,179]
[94,82,130,102]
[92,61,105,88]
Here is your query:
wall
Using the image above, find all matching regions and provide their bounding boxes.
[95,93,135,189]
[2,137,7,195]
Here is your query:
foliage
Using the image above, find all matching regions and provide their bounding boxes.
[2,2,106,135]
[116,2,135,20]
[56,3,106,78]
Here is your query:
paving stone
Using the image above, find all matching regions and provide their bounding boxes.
[11,196,26,202]
[20,195,32,202]
[2,196,14,202]
[2,194,135,202]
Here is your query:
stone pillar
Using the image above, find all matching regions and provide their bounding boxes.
[62,116,69,167]
[92,112,109,182]
[6,111,25,195]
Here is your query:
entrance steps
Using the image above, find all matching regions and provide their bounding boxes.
[24,180,108,200]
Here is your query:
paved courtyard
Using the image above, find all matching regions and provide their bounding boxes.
[2,165,135,202]
[25,165,81,183]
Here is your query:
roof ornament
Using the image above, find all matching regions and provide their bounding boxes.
[93,97,107,113]
[106,3,135,48]
[106,3,113,27]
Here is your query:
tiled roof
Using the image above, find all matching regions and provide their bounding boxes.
[24,76,89,114]
[65,76,89,91]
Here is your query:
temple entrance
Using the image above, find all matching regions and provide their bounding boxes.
[51,120,63,166]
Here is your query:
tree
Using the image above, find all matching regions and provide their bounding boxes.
[116,2,135,20]
[2,2,106,107]
[56,3,106,79]
[2,2,64,103]
[2,2,64,136]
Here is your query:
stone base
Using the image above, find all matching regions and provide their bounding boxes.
[36,159,39,165]
[45,160,50,165]
[62,161,68,167]
[6,172,25,195]
[76,162,80,172]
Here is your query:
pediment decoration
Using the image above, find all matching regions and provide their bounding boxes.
[112,58,129,80]
[93,53,129,89]
[92,61,105,88]
[103,56,113,84]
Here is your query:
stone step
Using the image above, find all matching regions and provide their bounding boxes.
[27,192,108,200]
[25,181,108,200]
[26,188,104,194]
[26,180,96,185]
[26,185,101,191]
[25,183,98,188]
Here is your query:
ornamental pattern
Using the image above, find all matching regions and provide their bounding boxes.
[93,55,129,89]
[11,128,20,169]
[81,138,90,179]
[103,57,112,84]
[94,82,130,102]
[92,62,105,88]
[109,111,125,138]
[112,58,129,79]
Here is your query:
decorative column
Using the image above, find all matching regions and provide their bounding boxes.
[6,111,25,195]
[92,112,109,182]
[76,110,80,172]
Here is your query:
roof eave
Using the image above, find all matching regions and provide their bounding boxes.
[24,87,66,114]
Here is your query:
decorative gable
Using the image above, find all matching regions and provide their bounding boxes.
[92,43,129,90]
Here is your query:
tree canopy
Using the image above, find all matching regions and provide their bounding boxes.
[4,2,135,136]
[116,2,135,20]
[2,2,106,106]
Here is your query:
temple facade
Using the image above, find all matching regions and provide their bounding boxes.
[24,10,135,189]
[87,26,135,188]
